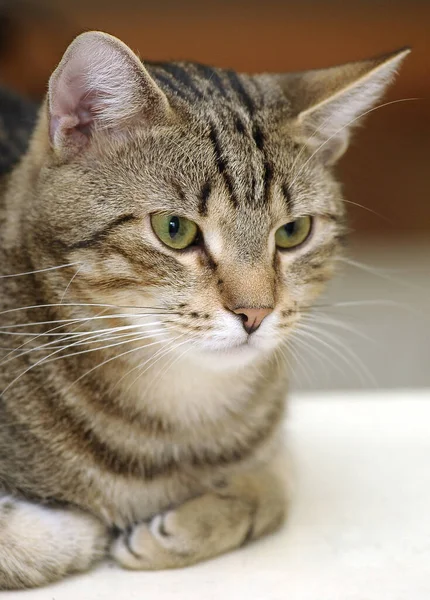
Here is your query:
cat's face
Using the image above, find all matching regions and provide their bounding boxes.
[25,33,407,366]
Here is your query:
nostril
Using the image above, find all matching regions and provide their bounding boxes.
[243,319,260,334]
[228,306,273,334]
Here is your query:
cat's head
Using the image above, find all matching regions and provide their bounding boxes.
[23,32,408,365]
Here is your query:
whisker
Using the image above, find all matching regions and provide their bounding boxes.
[282,339,315,386]
[149,339,199,391]
[60,265,83,303]
[290,97,420,189]
[0,308,111,364]
[341,199,392,223]
[0,262,81,279]
[290,332,337,379]
[0,313,175,330]
[0,323,163,397]
[120,333,189,393]
[294,327,376,386]
[0,320,173,367]
[142,333,202,397]
[291,331,348,379]
[40,330,166,366]
[301,313,373,343]
[336,256,429,291]
[301,322,376,366]
[0,303,177,317]
[62,337,170,394]
[310,299,424,314]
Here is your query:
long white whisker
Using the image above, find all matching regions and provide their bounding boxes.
[295,328,375,386]
[0,308,110,364]
[0,262,81,279]
[146,338,199,396]
[290,97,420,189]
[336,256,428,291]
[0,324,162,397]
[0,303,176,317]
[282,339,315,386]
[122,334,189,393]
[300,315,373,343]
[40,330,166,366]
[291,331,346,379]
[289,332,336,379]
[311,299,422,313]
[300,322,376,370]
[0,320,174,367]
[0,314,173,330]
[63,338,169,394]
[60,265,83,303]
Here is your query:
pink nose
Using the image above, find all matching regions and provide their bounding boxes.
[231,307,273,334]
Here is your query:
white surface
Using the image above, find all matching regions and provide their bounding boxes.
[5,390,430,600]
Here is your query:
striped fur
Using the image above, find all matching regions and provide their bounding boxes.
[0,32,407,588]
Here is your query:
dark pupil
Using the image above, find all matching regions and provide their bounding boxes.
[284,221,297,237]
[169,216,180,239]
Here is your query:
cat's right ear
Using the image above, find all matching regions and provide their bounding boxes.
[48,31,171,159]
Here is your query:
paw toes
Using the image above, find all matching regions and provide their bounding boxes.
[111,523,151,569]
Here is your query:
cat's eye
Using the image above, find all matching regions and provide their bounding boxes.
[275,216,312,249]
[151,214,199,250]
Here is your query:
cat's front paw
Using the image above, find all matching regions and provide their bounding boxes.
[111,511,188,570]
[111,493,252,570]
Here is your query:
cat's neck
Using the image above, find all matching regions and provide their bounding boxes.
[104,343,286,430]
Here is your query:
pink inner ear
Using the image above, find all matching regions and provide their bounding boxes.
[49,63,96,145]
[48,31,170,156]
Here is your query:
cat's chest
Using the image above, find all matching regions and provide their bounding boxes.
[72,356,282,526]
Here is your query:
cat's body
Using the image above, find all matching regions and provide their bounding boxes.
[0,32,408,588]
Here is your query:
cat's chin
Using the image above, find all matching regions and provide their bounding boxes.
[189,338,276,370]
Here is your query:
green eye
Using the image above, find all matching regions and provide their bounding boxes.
[275,216,312,249]
[151,214,199,250]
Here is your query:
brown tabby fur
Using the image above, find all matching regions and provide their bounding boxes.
[0,31,408,588]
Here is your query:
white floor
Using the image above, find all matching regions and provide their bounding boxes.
[6,390,430,600]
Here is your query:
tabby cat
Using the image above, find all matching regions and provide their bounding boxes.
[0,31,408,589]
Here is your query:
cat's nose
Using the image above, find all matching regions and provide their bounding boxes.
[231,307,273,334]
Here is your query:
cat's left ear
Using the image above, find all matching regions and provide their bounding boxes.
[277,48,410,164]
[48,31,171,159]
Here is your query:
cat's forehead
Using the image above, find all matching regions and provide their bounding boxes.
[122,87,300,216]
[94,64,330,230]
[125,113,298,225]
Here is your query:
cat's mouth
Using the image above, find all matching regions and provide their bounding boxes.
[206,334,265,356]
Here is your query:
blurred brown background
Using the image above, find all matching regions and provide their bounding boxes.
[0,0,429,239]
[0,0,428,389]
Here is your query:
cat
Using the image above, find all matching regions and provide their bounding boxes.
[0,31,408,589]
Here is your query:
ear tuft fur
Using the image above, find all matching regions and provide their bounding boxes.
[48,31,170,157]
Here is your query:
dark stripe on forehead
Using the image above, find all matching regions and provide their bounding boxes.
[66,214,136,251]
[192,63,227,97]
[208,126,239,208]
[235,117,246,135]
[172,180,187,203]
[252,125,265,151]
[263,162,273,204]
[149,68,191,101]
[225,70,255,116]
[252,123,272,205]
[157,63,204,99]
[198,181,212,216]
